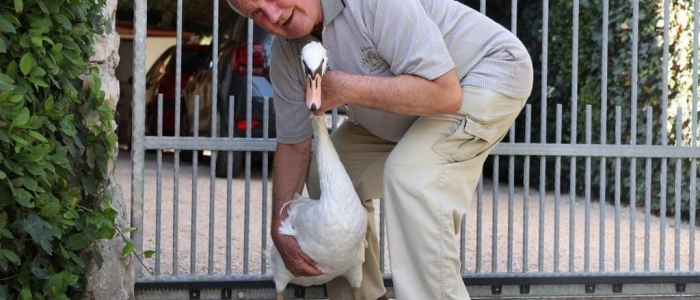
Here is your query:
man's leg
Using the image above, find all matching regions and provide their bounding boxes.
[307,122,395,300]
[384,86,526,299]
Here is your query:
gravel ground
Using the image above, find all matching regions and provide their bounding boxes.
[114,150,700,277]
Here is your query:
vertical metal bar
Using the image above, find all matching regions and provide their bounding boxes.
[510,0,518,34]
[674,107,682,271]
[614,106,621,272]
[243,19,254,275]
[599,0,609,273]
[460,216,467,274]
[554,105,562,273]
[207,0,220,276]
[523,105,531,272]
[538,0,549,273]
[380,198,386,273]
[629,0,639,273]
[645,107,652,271]
[191,96,200,275]
[130,0,147,277]
[585,105,592,272]
[492,157,499,273]
[480,0,486,14]
[660,0,670,272]
[507,125,515,273]
[226,96,234,275]
[262,97,270,273]
[569,0,580,273]
[172,0,184,276]
[691,0,699,272]
[476,176,483,273]
[155,95,163,275]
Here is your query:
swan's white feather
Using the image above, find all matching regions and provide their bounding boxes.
[270,41,367,296]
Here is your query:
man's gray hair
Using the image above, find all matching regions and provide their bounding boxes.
[226,0,244,16]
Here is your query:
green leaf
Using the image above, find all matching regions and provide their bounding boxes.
[23,214,53,253]
[19,288,30,300]
[120,227,137,234]
[0,15,16,34]
[19,53,37,76]
[54,14,71,30]
[121,241,134,258]
[0,170,5,180]
[0,37,6,53]
[14,188,33,207]
[14,0,23,13]
[0,229,14,239]
[64,232,91,250]
[143,250,156,259]
[27,77,49,88]
[28,131,48,143]
[13,107,30,127]
[30,35,42,47]
[1,249,20,264]
[31,267,50,279]
[0,73,15,91]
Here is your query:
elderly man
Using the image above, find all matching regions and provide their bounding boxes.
[228,0,533,299]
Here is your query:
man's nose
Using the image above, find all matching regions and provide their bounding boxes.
[262,4,282,24]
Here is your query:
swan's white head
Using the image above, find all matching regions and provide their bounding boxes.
[301,42,327,112]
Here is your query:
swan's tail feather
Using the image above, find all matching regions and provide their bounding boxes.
[278,218,297,236]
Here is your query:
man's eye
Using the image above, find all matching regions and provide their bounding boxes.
[250,9,262,17]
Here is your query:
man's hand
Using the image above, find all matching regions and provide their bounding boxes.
[272,232,323,277]
[312,70,347,116]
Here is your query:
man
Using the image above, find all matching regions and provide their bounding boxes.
[228,0,533,299]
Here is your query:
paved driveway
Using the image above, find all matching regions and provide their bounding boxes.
[114,150,700,276]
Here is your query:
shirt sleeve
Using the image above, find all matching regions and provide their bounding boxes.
[270,38,313,144]
[364,0,455,80]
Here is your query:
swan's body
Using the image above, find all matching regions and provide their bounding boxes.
[270,42,367,300]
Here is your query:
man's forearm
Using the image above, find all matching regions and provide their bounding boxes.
[271,139,313,230]
[323,69,463,116]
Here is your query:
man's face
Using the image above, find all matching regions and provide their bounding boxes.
[230,0,323,39]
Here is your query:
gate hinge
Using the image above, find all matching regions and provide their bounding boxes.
[677,283,686,293]
[585,284,596,294]
[612,283,623,293]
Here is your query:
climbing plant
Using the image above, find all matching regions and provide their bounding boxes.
[0,0,127,298]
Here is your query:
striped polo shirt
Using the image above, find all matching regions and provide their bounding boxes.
[270,0,533,144]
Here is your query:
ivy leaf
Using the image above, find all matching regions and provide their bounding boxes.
[14,0,23,13]
[31,267,50,279]
[0,73,15,91]
[121,241,134,259]
[22,214,53,253]
[12,107,30,127]
[0,170,6,180]
[54,14,71,30]
[1,249,20,264]
[0,37,6,53]
[143,250,156,259]
[19,53,37,76]
[0,229,13,239]
[0,15,16,34]
[64,232,90,250]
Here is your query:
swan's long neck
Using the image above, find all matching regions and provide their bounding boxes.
[311,115,356,204]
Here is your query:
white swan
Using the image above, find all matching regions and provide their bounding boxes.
[269,42,368,300]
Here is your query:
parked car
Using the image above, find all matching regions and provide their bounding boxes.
[182,14,276,177]
[145,44,211,136]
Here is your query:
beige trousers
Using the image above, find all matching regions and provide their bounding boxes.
[307,86,526,300]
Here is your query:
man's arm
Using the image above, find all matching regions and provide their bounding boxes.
[270,139,323,277]
[319,69,463,116]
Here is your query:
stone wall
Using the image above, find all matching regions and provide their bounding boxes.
[84,0,135,298]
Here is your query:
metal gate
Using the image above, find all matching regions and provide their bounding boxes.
[129,0,700,298]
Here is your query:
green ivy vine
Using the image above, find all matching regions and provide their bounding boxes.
[0,0,127,298]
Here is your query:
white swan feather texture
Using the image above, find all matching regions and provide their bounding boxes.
[269,41,368,299]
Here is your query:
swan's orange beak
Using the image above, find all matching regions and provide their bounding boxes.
[305,73,322,112]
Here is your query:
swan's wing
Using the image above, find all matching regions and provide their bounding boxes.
[278,194,317,236]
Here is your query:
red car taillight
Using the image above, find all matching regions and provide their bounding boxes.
[235,119,261,131]
[231,43,265,76]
